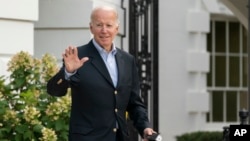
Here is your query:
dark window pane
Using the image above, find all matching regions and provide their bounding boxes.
[215,56,226,86]
[243,57,248,87]
[242,27,247,53]
[240,91,248,110]
[207,21,212,52]
[207,56,212,86]
[215,22,226,52]
[212,91,223,121]
[229,56,239,87]
[207,21,213,87]
[226,92,237,122]
[229,22,240,53]
[207,112,210,122]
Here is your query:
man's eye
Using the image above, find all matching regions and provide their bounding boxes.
[107,25,113,28]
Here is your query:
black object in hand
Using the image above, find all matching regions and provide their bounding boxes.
[146,133,162,141]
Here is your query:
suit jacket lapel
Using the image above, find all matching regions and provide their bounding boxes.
[87,42,114,87]
[115,50,125,88]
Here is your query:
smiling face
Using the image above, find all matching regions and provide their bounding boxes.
[90,7,119,52]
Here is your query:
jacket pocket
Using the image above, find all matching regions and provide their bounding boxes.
[71,125,94,135]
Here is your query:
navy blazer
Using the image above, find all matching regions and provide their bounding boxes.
[47,40,150,141]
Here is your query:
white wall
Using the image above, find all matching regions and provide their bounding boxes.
[34,0,93,59]
[158,0,210,140]
[158,0,240,140]
[0,0,38,76]
[34,0,125,60]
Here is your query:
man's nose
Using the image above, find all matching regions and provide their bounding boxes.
[100,26,108,32]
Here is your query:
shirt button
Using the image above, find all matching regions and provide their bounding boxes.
[114,90,118,95]
[113,128,117,132]
[115,108,118,112]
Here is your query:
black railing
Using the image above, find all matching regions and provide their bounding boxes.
[129,0,159,130]
[128,0,159,140]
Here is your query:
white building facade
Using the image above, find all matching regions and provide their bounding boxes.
[0,0,38,75]
[0,0,247,141]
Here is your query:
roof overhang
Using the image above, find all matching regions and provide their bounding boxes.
[221,0,248,29]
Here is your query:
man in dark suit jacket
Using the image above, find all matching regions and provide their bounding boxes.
[47,6,155,141]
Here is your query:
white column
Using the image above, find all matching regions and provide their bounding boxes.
[158,0,210,140]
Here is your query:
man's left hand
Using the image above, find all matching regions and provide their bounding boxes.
[143,128,156,141]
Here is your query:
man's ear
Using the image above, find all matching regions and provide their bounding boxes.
[89,23,93,33]
[116,25,119,32]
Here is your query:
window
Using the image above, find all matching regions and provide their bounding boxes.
[207,20,248,122]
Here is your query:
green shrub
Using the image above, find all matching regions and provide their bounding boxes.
[0,51,71,141]
[176,131,223,141]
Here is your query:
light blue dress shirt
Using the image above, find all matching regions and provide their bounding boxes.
[92,39,118,87]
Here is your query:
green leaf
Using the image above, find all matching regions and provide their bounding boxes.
[33,124,43,133]
[59,131,68,140]
[55,119,64,131]
[24,130,33,140]
[15,124,29,134]
[0,127,9,137]
[20,89,37,105]
[14,76,25,88]
[14,133,22,141]
[0,139,9,141]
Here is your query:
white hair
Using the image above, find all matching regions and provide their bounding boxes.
[90,6,120,25]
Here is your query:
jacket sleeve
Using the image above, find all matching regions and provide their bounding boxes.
[47,67,70,97]
[126,58,150,137]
